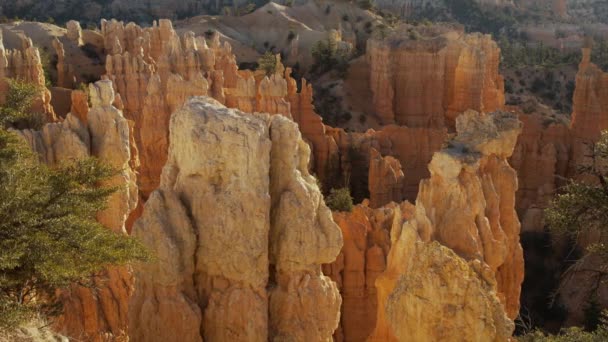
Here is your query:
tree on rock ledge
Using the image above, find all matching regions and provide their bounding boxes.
[0,128,149,328]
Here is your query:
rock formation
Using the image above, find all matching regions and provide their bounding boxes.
[101,20,318,198]
[129,97,342,341]
[325,125,447,202]
[369,110,523,341]
[52,37,75,89]
[66,20,83,46]
[509,110,570,232]
[366,25,504,128]
[323,201,409,342]
[569,48,608,176]
[0,31,56,122]
[368,148,405,208]
[14,80,138,341]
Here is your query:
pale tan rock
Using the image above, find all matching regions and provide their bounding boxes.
[66,20,83,46]
[129,97,342,341]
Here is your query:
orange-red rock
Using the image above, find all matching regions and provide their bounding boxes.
[367,25,504,128]
[369,110,522,341]
[368,148,405,208]
[323,202,410,342]
[0,32,56,122]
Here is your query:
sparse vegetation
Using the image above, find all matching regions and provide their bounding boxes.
[311,37,351,77]
[0,79,44,130]
[325,187,354,212]
[257,51,278,76]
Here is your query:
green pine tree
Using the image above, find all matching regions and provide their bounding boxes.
[0,100,149,329]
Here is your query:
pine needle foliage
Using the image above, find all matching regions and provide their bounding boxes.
[0,129,149,328]
[0,79,44,130]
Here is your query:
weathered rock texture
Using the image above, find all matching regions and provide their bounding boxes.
[325,125,447,203]
[101,19,332,200]
[14,80,138,341]
[569,48,608,175]
[368,148,405,208]
[0,31,56,122]
[129,97,342,341]
[366,25,504,128]
[509,109,570,232]
[368,110,523,341]
[323,201,410,342]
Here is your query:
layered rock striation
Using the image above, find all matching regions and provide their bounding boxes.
[128,97,343,341]
[366,25,504,128]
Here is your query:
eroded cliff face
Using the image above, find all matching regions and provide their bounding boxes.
[128,97,342,341]
[15,80,138,341]
[366,25,504,128]
[323,201,410,342]
[100,19,335,201]
[368,110,522,341]
[0,31,56,121]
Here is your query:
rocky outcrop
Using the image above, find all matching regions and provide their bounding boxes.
[368,148,405,208]
[0,31,56,122]
[323,202,409,342]
[509,110,570,232]
[366,25,504,128]
[369,110,523,341]
[15,80,138,341]
[66,20,83,46]
[569,48,608,176]
[129,97,342,341]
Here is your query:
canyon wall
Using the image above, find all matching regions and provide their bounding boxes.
[367,26,504,128]
[128,97,342,341]
[15,80,138,341]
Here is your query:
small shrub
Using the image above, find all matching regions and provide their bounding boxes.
[257,52,278,76]
[325,187,354,212]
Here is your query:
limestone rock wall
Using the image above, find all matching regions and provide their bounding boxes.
[366,26,504,128]
[369,110,523,341]
[128,97,342,341]
[14,80,138,341]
